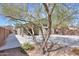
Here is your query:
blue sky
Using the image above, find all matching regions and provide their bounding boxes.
[0,16,9,26]
[0,15,14,26]
[0,3,79,26]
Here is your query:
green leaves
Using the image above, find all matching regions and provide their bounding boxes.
[2,4,27,20]
[51,4,78,28]
[22,43,35,50]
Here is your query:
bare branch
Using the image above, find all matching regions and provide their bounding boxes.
[47,45,68,52]
[50,4,56,15]
[43,3,49,14]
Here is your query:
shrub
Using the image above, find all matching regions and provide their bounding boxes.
[72,48,79,55]
[22,43,35,51]
[19,47,29,55]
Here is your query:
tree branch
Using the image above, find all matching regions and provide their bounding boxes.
[43,3,49,14]
[47,45,68,52]
[50,4,56,15]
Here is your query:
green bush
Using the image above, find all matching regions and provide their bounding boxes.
[22,43,35,50]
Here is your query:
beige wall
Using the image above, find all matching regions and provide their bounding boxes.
[0,27,12,46]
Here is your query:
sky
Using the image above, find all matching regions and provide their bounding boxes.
[0,3,79,26]
[0,16,9,26]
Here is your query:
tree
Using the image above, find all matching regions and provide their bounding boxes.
[51,4,79,34]
[1,3,78,55]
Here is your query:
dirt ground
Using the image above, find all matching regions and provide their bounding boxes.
[26,45,79,56]
[0,45,79,56]
[0,48,28,56]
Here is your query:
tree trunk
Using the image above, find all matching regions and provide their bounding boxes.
[40,3,56,55]
[41,14,52,55]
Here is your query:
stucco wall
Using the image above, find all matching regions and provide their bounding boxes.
[0,27,12,46]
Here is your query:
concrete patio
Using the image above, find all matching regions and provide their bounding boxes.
[0,34,28,56]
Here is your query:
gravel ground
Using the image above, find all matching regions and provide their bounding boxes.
[26,45,78,56]
[16,35,79,56]
[16,35,79,48]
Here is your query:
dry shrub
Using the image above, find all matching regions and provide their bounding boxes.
[71,48,79,55]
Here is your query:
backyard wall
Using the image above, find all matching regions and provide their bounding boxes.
[0,27,12,46]
[54,27,79,35]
